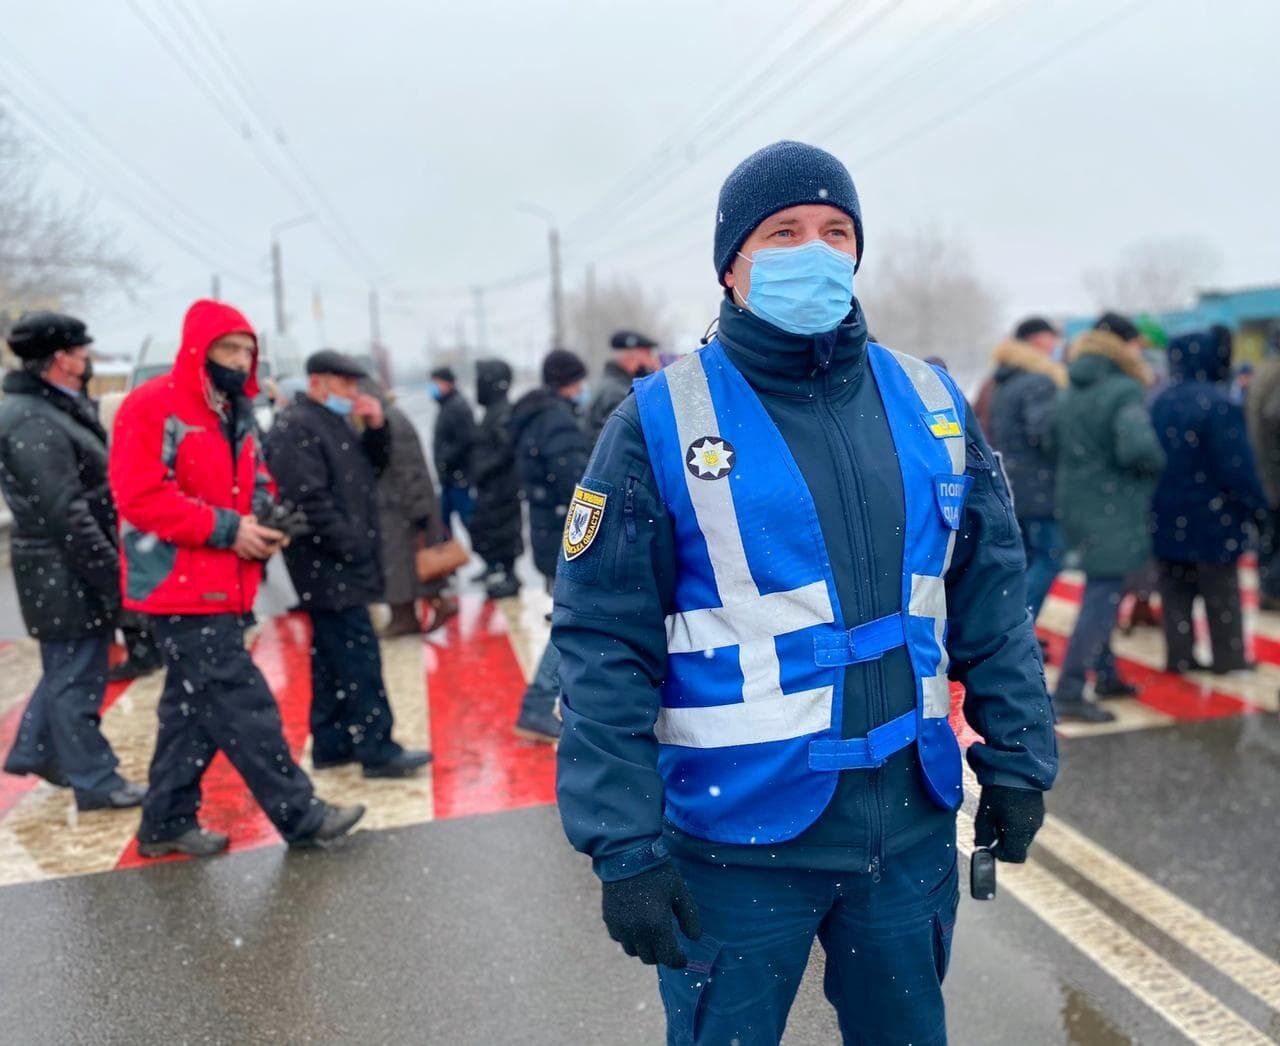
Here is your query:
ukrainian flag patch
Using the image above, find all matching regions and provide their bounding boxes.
[922,408,962,438]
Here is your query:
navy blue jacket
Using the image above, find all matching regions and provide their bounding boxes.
[1152,329,1266,564]
[553,300,1058,881]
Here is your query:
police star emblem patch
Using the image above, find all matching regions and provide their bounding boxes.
[563,485,608,560]
[686,436,735,481]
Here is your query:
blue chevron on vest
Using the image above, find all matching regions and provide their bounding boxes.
[632,339,970,845]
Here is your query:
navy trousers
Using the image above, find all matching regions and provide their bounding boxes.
[2,633,123,801]
[1053,575,1126,702]
[1018,517,1064,622]
[440,484,475,536]
[139,614,321,843]
[308,606,401,769]
[658,831,959,1045]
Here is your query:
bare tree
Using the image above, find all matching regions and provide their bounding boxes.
[564,274,672,373]
[0,107,143,331]
[1081,236,1220,315]
[858,228,1001,389]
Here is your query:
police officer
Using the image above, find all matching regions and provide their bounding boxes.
[554,141,1058,1044]
[584,330,660,445]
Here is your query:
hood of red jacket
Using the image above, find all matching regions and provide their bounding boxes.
[174,299,260,398]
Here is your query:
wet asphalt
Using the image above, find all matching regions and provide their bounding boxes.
[0,792,1237,1046]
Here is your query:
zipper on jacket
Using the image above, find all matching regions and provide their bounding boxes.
[623,476,638,543]
[817,366,887,876]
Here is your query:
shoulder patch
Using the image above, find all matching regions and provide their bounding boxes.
[563,485,608,560]
[922,407,962,438]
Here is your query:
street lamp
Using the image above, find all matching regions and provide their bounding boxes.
[270,214,315,335]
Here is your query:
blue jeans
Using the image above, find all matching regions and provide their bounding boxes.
[1018,517,1064,622]
[520,641,560,719]
[2,634,122,800]
[658,831,958,1045]
[309,606,402,769]
[440,484,475,536]
[1053,576,1125,703]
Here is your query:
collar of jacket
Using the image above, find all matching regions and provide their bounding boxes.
[714,296,869,400]
[604,359,631,383]
[1067,328,1153,387]
[991,338,1068,388]
[1,369,108,443]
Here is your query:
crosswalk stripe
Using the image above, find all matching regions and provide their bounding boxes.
[957,807,1273,1045]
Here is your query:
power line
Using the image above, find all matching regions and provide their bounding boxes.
[166,0,384,279]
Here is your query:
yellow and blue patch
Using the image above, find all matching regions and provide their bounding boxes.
[922,408,962,438]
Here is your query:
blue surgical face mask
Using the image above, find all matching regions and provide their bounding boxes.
[323,393,354,416]
[429,383,445,401]
[572,383,591,407]
[735,238,856,336]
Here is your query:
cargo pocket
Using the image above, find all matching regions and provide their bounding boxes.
[657,929,723,1046]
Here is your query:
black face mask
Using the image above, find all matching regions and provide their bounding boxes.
[207,360,249,397]
[632,364,653,379]
[80,358,94,386]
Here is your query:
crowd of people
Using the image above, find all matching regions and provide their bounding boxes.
[976,311,1275,723]
[0,135,1275,1043]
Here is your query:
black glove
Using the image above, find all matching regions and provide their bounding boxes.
[974,785,1044,863]
[601,862,702,968]
[256,499,311,540]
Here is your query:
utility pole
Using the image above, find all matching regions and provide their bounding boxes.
[456,316,469,382]
[585,263,597,366]
[368,288,381,347]
[271,240,286,335]
[211,274,221,301]
[549,226,564,349]
[472,286,488,354]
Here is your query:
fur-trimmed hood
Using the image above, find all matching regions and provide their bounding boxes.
[1067,328,1153,387]
[991,338,1067,388]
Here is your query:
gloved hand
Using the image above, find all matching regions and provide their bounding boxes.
[974,785,1044,863]
[256,500,311,540]
[601,861,702,968]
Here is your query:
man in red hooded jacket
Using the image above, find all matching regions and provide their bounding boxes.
[110,299,364,857]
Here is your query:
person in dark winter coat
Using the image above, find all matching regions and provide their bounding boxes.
[111,301,363,857]
[265,350,431,780]
[1152,327,1265,673]
[508,349,592,742]
[430,366,477,535]
[1245,340,1280,606]
[554,141,1057,1044]
[0,312,144,811]
[987,317,1068,623]
[369,383,457,636]
[471,358,524,598]
[584,330,660,445]
[1052,313,1165,722]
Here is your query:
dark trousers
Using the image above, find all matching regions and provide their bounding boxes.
[2,633,122,799]
[1157,559,1248,672]
[658,831,957,1045]
[1054,576,1126,703]
[308,606,401,769]
[1018,517,1064,622]
[1258,507,1280,601]
[139,615,321,843]
[440,484,474,536]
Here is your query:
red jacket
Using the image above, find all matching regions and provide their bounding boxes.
[110,300,272,615]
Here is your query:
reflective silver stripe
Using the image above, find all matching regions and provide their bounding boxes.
[923,676,951,719]
[655,687,834,748]
[889,349,965,474]
[665,353,791,709]
[890,350,967,719]
[909,574,946,620]
[666,581,833,654]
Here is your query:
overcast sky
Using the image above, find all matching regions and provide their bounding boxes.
[3,0,1278,377]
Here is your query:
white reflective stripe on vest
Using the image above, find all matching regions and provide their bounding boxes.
[660,354,830,730]
[655,686,834,749]
[893,349,964,719]
[665,580,833,654]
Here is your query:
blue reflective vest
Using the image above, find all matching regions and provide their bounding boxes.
[631,339,972,845]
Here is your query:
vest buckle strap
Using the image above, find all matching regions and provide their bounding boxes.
[813,612,906,667]
[806,710,918,771]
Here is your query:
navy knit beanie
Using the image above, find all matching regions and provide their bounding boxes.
[541,348,587,389]
[714,140,862,284]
